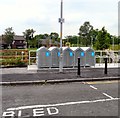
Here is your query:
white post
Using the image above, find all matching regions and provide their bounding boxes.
[21,51,24,61]
[29,51,31,65]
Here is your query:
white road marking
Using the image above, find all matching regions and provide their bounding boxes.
[23,115,30,118]
[18,110,22,116]
[7,98,120,111]
[90,85,98,90]
[103,93,114,99]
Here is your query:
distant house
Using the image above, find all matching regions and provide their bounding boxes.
[0,35,26,49]
[40,39,60,48]
[12,35,26,49]
[0,35,8,49]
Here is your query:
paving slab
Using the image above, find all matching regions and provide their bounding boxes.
[0,65,119,85]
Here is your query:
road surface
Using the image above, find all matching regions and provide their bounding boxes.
[2,80,119,117]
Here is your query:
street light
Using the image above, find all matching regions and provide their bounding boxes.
[91,36,93,48]
[59,0,64,72]
[112,36,114,51]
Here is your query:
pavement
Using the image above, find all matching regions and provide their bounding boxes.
[0,63,119,85]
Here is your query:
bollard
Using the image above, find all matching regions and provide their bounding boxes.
[78,57,81,76]
[104,57,107,74]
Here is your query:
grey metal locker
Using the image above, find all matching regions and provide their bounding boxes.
[70,47,85,66]
[49,47,60,67]
[36,47,51,68]
[62,47,74,67]
[80,47,95,67]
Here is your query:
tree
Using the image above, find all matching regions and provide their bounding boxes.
[4,27,15,48]
[95,27,111,50]
[23,29,35,48]
[50,32,59,43]
[65,36,72,44]
[34,35,43,48]
[78,21,93,46]
[43,34,49,39]
[65,35,78,46]
[110,35,119,45]
[90,29,99,47]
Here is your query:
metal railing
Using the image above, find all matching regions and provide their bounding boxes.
[28,50,119,66]
[95,50,119,64]
[28,50,36,65]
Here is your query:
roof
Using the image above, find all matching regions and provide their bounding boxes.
[14,35,25,41]
[0,35,26,43]
[48,46,59,51]
[37,46,48,51]
[41,39,47,45]
[70,47,81,51]
[80,47,90,51]
[62,47,73,51]
[41,39,60,45]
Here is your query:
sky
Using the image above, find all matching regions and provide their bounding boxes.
[0,0,119,38]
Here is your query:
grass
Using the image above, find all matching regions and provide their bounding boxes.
[109,45,120,51]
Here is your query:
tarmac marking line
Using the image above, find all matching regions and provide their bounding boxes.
[103,93,114,99]
[89,84,115,99]
[7,98,120,111]
[23,115,30,118]
[90,85,98,90]
[86,80,119,85]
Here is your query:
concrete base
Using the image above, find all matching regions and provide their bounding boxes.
[94,63,118,68]
[27,63,119,71]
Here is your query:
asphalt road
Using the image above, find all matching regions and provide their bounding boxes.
[1,80,120,117]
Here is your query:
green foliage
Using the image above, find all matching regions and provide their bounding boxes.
[23,29,35,48]
[109,45,120,50]
[27,32,59,48]
[0,58,26,66]
[3,21,119,50]
[50,32,59,41]
[78,21,93,46]
[3,27,15,48]
[0,49,28,67]
[64,35,79,47]
[95,27,111,50]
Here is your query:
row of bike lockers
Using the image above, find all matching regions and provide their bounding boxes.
[36,46,95,68]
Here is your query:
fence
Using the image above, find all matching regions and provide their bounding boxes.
[0,49,28,66]
[95,50,119,64]
[28,49,119,67]
[29,50,36,65]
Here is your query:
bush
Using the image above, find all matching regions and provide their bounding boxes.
[0,58,26,67]
[0,49,28,67]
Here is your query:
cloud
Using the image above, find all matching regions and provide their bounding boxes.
[0,0,118,37]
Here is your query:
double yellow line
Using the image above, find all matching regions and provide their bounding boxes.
[86,80,119,85]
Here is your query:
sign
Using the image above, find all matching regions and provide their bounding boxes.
[2,107,59,117]
[46,52,50,57]
[81,52,84,57]
[58,52,60,57]
[69,52,73,57]
[91,52,95,57]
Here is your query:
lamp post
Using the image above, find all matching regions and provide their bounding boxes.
[91,36,93,48]
[112,36,114,51]
[59,0,64,72]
